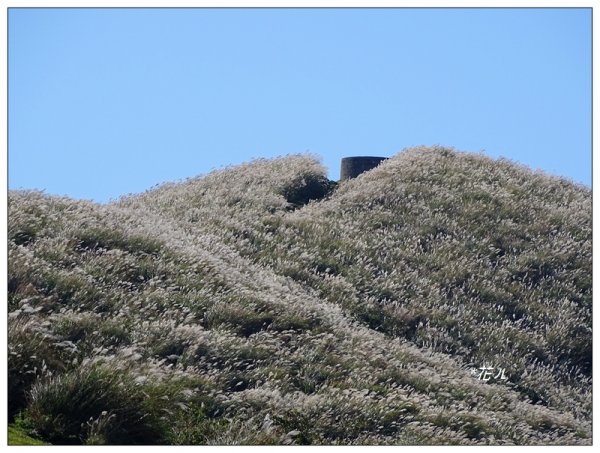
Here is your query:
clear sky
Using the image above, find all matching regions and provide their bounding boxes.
[8,7,591,203]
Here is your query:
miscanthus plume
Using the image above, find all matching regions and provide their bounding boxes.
[8,146,591,445]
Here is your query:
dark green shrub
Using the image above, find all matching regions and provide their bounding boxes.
[8,319,67,420]
[23,364,168,445]
[11,228,38,246]
[279,174,336,209]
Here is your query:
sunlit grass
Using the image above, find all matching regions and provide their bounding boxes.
[8,147,591,445]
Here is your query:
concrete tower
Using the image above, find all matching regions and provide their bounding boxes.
[340,156,387,180]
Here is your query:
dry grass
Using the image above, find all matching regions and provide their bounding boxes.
[8,146,591,445]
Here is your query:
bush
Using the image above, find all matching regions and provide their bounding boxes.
[279,173,336,209]
[23,364,168,445]
[8,319,67,420]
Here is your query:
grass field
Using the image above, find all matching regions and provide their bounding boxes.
[8,146,591,445]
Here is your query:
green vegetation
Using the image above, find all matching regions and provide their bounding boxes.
[7,147,591,445]
[8,425,49,445]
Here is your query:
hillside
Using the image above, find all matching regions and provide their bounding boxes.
[8,146,592,445]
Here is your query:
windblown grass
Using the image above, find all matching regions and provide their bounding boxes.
[8,147,591,445]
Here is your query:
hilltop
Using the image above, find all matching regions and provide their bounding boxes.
[8,146,592,445]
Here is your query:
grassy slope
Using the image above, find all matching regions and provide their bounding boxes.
[8,425,50,445]
[7,147,591,445]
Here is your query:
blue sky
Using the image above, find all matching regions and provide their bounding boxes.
[8,7,591,203]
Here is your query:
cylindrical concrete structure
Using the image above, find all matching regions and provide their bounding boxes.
[340,156,388,181]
